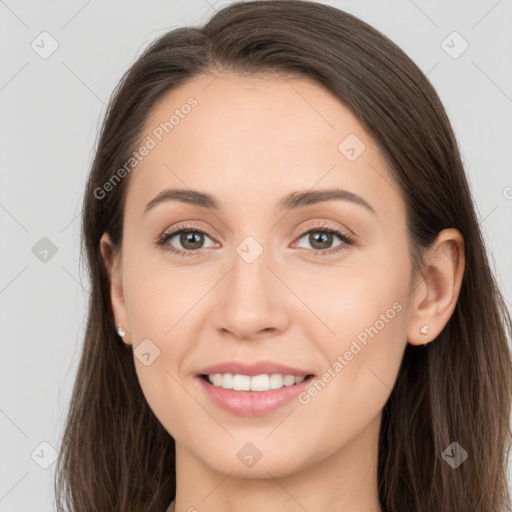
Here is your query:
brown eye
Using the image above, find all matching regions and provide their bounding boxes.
[307,231,335,250]
[178,230,206,250]
[294,227,351,254]
[158,225,217,256]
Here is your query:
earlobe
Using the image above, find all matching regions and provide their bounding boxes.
[99,233,131,345]
[407,228,465,346]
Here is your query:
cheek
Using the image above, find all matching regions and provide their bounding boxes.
[120,250,203,439]
[294,239,411,397]
[120,245,215,424]
[121,243,206,341]
[295,236,411,349]
[286,266,409,462]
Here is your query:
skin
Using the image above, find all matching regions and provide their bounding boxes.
[100,71,465,512]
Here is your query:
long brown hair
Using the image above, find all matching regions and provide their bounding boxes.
[54,1,512,510]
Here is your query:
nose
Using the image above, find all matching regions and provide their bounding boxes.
[211,240,291,341]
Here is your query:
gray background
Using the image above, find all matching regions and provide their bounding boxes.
[1,0,511,510]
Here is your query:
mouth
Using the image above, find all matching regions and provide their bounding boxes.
[198,373,316,391]
[196,372,316,416]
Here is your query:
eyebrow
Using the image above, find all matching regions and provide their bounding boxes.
[143,187,376,215]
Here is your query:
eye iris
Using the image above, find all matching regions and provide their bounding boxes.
[309,231,333,250]
[180,230,204,250]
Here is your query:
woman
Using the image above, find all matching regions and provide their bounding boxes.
[54,1,512,511]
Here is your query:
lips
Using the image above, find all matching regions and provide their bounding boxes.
[196,360,316,416]
[198,360,313,377]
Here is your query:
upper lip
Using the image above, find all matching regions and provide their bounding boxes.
[198,360,314,377]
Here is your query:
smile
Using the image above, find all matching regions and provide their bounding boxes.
[204,372,309,391]
[197,373,315,416]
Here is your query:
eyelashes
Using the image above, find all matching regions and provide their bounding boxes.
[156,220,355,258]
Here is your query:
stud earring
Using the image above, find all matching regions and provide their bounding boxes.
[116,322,126,338]
[420,324,429,336]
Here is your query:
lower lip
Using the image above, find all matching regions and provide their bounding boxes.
[197,375,314,416]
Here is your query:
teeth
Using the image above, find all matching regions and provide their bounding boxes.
[206,373,307,391]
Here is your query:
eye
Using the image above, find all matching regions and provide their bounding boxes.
[156,221,217,256]
[291,222,354,256]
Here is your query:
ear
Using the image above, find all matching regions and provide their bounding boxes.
[407,228,465,346]
[100,232,131,345]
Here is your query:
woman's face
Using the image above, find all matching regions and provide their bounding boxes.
[103,72,418,478]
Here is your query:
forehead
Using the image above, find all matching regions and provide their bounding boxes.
[125,71,399,218]
[141,71,371,153]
